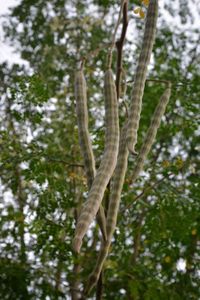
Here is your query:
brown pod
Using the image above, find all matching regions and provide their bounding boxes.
[131,83,172,183]
[126,0,158,154]
[73,69,119,253]
[85,123,129,294]
[75,70,107,241]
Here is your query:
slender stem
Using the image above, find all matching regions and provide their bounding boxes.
[96,271,103,300]
[116,0,129,99]
[127,78,193,87]
[107,0,125,67]
[123,172,174,212]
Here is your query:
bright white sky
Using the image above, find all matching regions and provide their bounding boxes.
[0,0,26,65]
[0,0,19,13]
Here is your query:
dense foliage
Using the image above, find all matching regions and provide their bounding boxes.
[0,0,199,299]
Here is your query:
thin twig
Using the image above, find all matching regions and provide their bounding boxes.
[107,0,125,67]
[46,158,84,167]
[116,0,129,99]
[96,271,103,300]
[122,172,174,212]
[131,208,146,265]
[127,78,193,87]
[80,43,112,65]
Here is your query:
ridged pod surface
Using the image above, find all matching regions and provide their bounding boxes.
[74,70,107,240]
[75,70,96,188]
[84,123,129,294]
[131,84,171,183]
[80,2,172,295]
[84,83,171,295]
[126,0,158,154]
[73,69,119,253]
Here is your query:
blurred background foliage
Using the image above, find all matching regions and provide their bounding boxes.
[0,0,199,299]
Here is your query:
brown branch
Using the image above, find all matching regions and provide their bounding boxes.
[80,43,112,65]
[127,78,193,87]
[46,158,84,168]
[96,271,103,300]
[70,262,81,300]
[107,0,125,67]
[116,0,129,99]
[131,209,145,265]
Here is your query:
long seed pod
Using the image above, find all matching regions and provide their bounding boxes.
[84,83,171,294]
[75,69,107,241]
[84,123,129,295]
[131,83,171,183]
[73,69,119,253]
[75,70,96,188]
[126,0,158,154]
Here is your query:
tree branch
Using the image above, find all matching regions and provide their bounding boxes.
[127,78,193,87]
[123,172,174,212]
[96,271,103,300]
[116,0,129,99]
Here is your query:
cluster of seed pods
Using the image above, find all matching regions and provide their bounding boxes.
[126,0,158,154]
[73,0,171,296]
[73,68,119,253]
[74,70,107,242]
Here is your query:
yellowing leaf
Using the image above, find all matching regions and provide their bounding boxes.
[164,256,171,263]
[162,160,170,168]
[139,8,145,19]
[104,259,118,269]
[134,7,140,14]
[69,172,77,179]
[191,229,197,236]
[142,0,149,7]
[175,156,184,169]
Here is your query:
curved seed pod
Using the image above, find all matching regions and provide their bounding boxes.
[84,240,110,296]
[73,69,119,253]
[75,70,107,241]
[106,123,129,240]
[131,83,171,183]
[96,206,107,242]
[126,0,158,154]
[75,70,96,188]
[84,123,129,294]
[83,83,171,294]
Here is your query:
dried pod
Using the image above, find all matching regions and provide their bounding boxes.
[85,123,129,294]
[131,83,171,183]
[75,70,107,241]
[73,69,119,253]
[126,0,158,154]
[75,70,96,188]
[84,82,171,294]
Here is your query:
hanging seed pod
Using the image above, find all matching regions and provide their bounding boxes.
[84,82,171,295]
[73,69,119,253]
[84,123,129,295]
[126,0,158,154]
[131,83,171,183]
[75,69,107,241]
[75,70,96,188]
